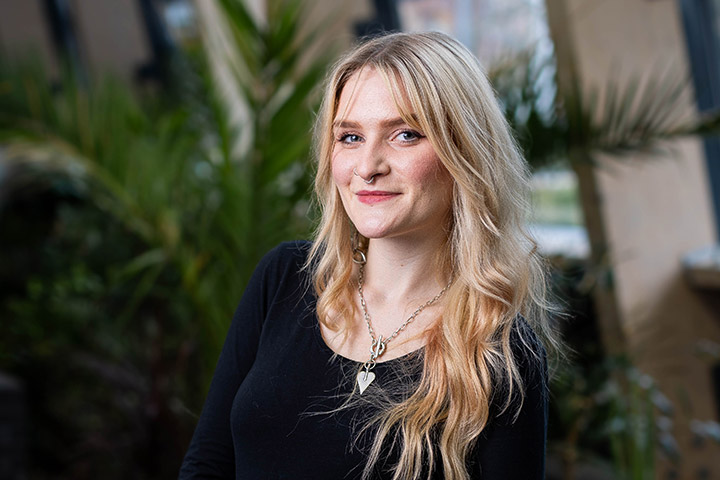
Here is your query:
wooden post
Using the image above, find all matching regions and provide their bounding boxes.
[545,0,627,354]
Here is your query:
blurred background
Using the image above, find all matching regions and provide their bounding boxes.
[0,0,719,479]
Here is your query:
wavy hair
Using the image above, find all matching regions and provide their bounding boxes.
[307,32,557,480]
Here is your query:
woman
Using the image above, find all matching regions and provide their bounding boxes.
[180,31,556,480]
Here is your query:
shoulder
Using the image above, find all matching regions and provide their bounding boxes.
[261,240,312,266]
[510,315,546,370]
[254,241,312,277]
[513,315,547,388]
[244,241,313,301]
[494,315,548,408]
[487,315,548,427]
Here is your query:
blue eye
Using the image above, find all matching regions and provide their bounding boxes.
[396,130,424,142]
[338,133,362,144]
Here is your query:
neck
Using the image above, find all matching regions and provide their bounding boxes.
[361,230,449,303]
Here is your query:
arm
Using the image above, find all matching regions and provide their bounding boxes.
[178,247,283,479]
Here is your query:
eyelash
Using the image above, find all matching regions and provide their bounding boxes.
[397,130,423,142]
[337,133,362,144]
[335,130,425,144]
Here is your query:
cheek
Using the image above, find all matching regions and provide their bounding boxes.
[407,152,451,190]
[416,157,454,213]
[330,151,352,187]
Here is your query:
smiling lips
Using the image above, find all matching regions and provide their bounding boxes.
[356,190,399,205]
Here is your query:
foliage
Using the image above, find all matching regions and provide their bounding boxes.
[490,50,720,169]
[550,356,678,480]
[1,197,199,479]
[490,49,565,170]
[605,363,677,480]
[545,259,678,480]
[0,0,336,478]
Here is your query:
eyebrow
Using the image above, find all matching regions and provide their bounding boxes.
[332,117,414,130]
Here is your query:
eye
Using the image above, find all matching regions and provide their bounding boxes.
[394,130,424,143]
[337,133,363,144]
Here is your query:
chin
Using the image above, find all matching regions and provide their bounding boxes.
[353,222,396,240]
[348,214,393,238]
[354,228,389,240]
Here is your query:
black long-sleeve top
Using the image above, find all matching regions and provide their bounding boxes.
[179,241,548,479]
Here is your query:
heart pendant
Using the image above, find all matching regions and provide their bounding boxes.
[357,370,376,394]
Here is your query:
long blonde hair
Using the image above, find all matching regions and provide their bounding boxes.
[308,32,556,480]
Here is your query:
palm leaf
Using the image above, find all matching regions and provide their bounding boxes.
[490,50,720,168]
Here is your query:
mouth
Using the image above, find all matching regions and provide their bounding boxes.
[356,190,399,205]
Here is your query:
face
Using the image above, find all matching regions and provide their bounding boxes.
[331,68,454,242]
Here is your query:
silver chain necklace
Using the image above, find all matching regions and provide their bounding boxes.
[356,262,451,394]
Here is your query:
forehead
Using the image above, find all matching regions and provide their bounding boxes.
[333,67,413,123]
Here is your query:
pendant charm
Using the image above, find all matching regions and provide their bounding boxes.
[357,335,385,394]
[357,370,376,394]
[370,336,386,359]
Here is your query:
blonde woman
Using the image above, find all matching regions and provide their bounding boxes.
[180,32,555,480]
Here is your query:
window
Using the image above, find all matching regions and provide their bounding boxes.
[680,0,720,239]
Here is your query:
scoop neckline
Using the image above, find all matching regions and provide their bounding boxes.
[311,316,424,366]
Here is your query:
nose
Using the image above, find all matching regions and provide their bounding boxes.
[354,139,389,182]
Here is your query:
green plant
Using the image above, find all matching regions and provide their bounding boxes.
[604,362,677,480]
[490,51,720,169]
[549,354,678,480]
[543,257,679,480]
[0,0,338,477]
